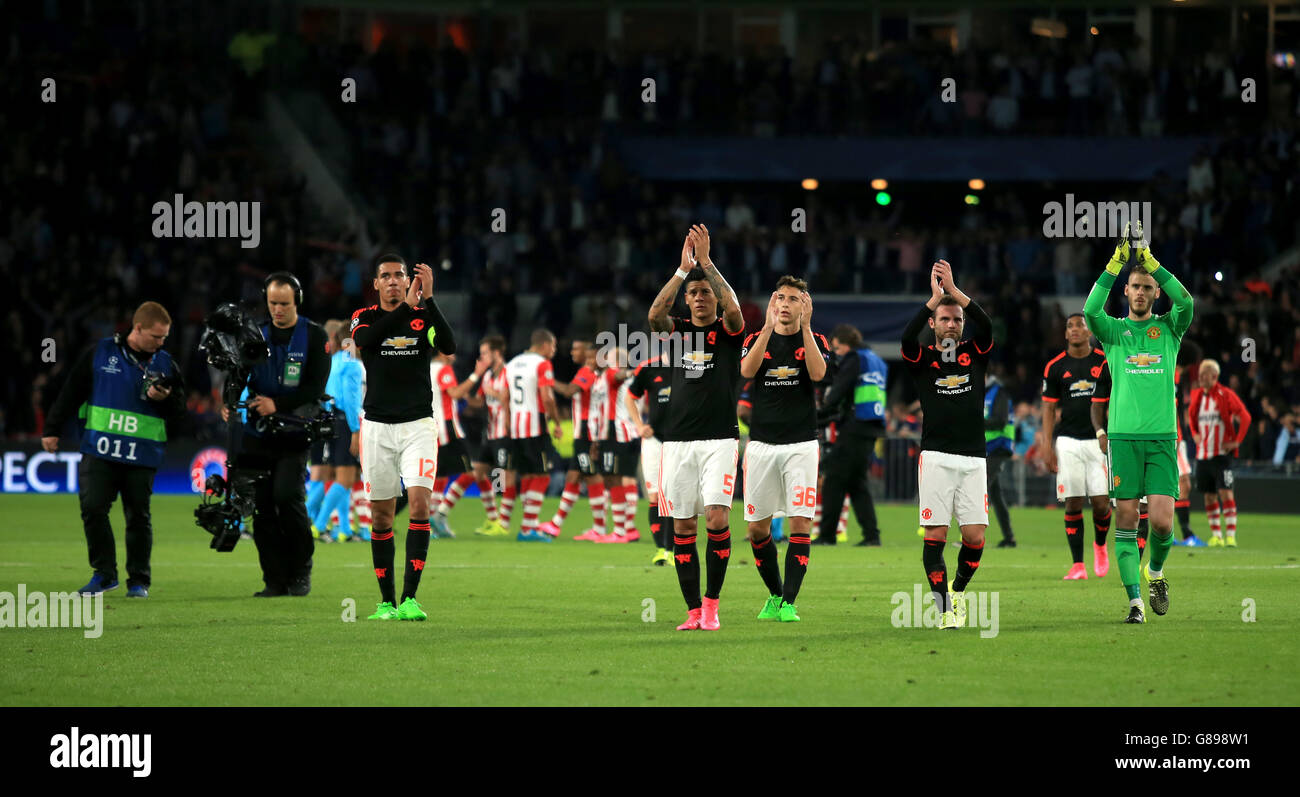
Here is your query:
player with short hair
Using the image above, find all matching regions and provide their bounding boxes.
[648,224,745,631]
[900,260,993,630]
[1041,312,1114,580]
[505,329,564,542]
[739,277,829,623]
[349,255,456,621]
[470,336,510,536]
[543,341,607,539]
[626,349,673,564]
[428,351,492,538]
[1187,358,1250,547]
[1083,223,1193,623]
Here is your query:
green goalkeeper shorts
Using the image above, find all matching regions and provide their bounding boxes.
[1107,438,1178,500]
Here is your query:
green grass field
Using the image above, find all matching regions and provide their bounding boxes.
[1,494,1297,706]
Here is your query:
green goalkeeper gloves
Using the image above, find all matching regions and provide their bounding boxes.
[1135,246,1161,273]
[1106,220,1161,275]
[1129,219,1161,273]
[1133,247,1161,275]
[1105,237,1131,276]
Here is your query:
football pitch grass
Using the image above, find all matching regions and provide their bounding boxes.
[1,494,1297,707]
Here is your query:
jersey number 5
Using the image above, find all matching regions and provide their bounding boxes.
[512,375,525,405]
[722,474,734,496]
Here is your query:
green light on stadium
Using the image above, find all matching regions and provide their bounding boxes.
[964,194,980,205]
[875,191,892,206]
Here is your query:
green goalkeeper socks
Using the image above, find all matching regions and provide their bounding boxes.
[1148,529,1173,574]
[1115,529,1141,601]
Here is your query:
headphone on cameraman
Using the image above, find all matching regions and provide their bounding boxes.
[262,272,304,307]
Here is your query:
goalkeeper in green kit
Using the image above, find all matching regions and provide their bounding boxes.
[1083,221,1193,624]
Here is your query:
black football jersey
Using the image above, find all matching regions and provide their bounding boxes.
[1042,348,1111,440]
[902,340,992,458]
[659,315,744,442]
[350,300,454,424]
[628,357,673,433]
[742,329,830,445]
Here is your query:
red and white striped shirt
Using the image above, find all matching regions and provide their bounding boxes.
[1187,383,1251,460]
[570,365,597,435]
[590,368,634,441]
[478,366,509,440]
[613,377,643,443]
[588,368,608,440]
[506,351,555,438]
[430,360,466,444]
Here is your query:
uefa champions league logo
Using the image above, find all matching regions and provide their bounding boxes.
[190,447,228,492]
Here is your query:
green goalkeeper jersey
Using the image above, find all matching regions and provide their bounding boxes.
[1083,267,1193,440]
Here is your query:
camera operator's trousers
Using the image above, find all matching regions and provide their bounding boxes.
[241,437,313,589]
[79,456,155,588]
[819,429,880,543]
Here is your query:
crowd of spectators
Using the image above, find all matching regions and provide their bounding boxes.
[5,6,1300,473]
[2,13,310,440]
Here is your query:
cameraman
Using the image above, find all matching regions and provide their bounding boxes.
[815,324,887,546]
[42,302,187,598]
[222,273,328,597]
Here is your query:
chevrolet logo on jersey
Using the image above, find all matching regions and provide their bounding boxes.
[380,336,421,356]
[935,374,970,389]
[682,351,713,366]
[657,387,671,401]
[765,366,800,379]
[1125,353,1161,367]
[1069,379,1096,393]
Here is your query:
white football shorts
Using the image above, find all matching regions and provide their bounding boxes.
[917,449,988,527]
[641,436,662,497]
[658,438,738,519]
[743,439,820,521]
[361,416,439,501]
[1055,435,1109,500]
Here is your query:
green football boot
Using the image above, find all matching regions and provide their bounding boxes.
[396,597,427,621]
[951,591,967,628]
[757,595,783,620]
[367,601,399,620]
